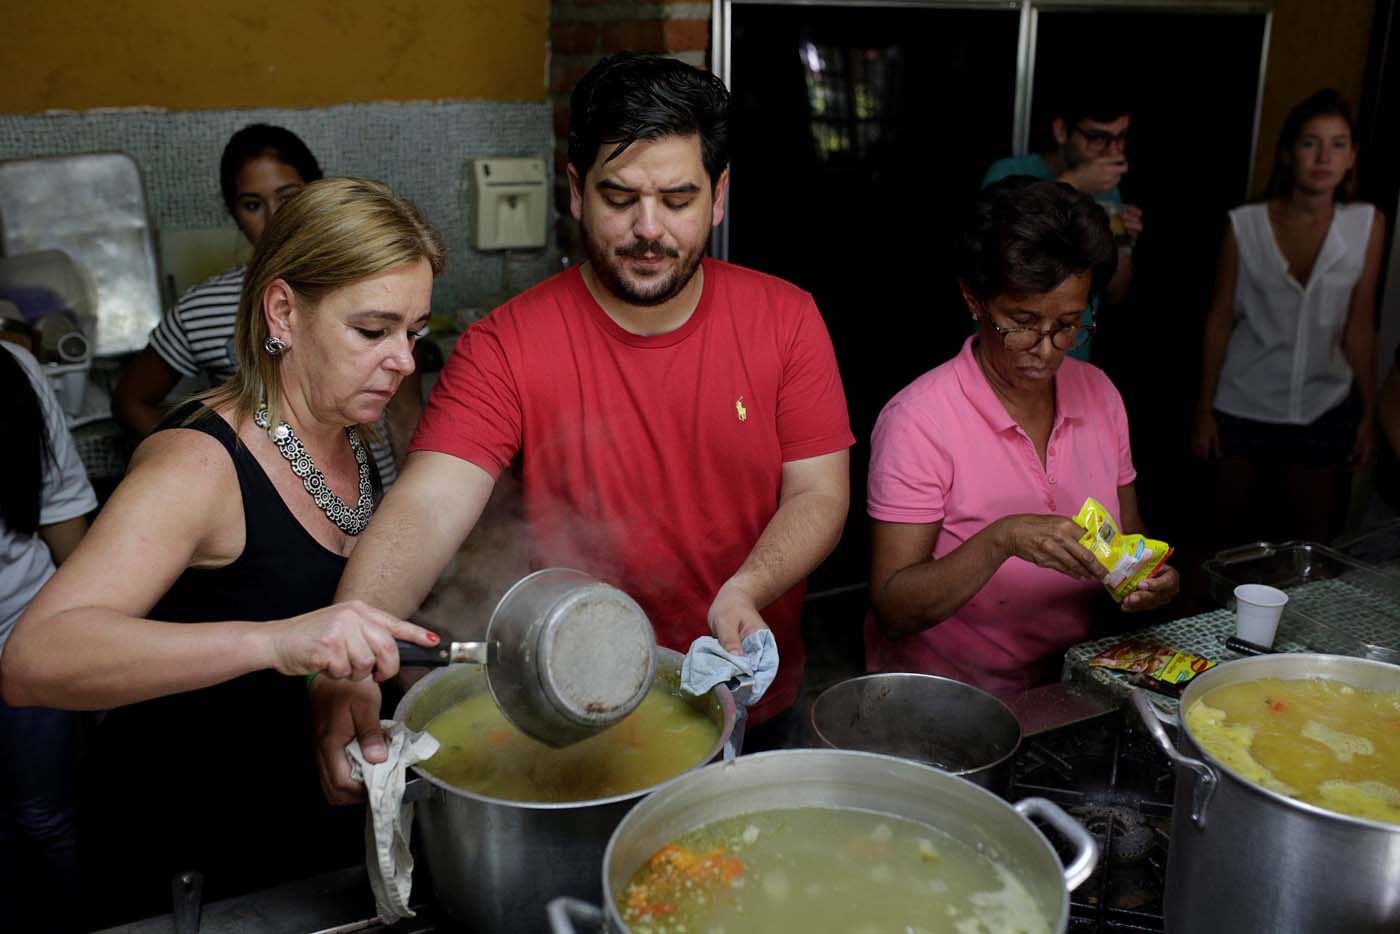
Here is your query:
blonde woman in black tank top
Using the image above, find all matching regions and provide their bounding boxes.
[1,178,447,924]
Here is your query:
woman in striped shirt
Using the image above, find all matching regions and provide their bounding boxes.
[113,124,415,490]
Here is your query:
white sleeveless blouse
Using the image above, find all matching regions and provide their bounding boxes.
[1214,201,1375,425]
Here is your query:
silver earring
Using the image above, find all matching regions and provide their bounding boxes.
[264,336,287,356]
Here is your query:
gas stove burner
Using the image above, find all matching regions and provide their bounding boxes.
[1069,804,1156,865]
[1011,709,1171,931]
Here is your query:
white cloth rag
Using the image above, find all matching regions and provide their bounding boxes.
[346,720,440,923]
[680,630,779,706]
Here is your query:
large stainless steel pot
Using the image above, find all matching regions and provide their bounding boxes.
[810,673,1021,793]
[1133,653,1400,934]
[395,646,738,933]
[547,749,1099,933]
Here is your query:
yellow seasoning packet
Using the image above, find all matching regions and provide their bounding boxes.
[1088,639,1215,688]
[1072,497,1172,602]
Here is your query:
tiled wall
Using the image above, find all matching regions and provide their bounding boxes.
[0,99,559,321]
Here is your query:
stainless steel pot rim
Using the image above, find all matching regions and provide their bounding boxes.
[809,672,1023,775]
[394,647,737,811]
[486,566,576,631]
[1176,652,1400,834]
[601,747,1066,898]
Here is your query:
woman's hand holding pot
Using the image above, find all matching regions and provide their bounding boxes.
[309,675,385,805]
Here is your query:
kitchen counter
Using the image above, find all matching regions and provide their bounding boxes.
[1063,564,1400,712]
[1061,607,1312,712]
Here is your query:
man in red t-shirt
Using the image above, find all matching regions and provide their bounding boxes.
[312,52,853,804]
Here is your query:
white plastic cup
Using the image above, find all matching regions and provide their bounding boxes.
[44,361,90,417]
[1234,584,1288,647]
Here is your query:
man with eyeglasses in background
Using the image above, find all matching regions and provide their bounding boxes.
[981,85,1142,360]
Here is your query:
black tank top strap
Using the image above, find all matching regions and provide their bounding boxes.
[150,402,346,624]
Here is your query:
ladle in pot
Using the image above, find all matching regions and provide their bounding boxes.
[395,568,658,749]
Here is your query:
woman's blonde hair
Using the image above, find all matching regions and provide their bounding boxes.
[198,176,446,431]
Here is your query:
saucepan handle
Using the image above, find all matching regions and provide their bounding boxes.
[1130,690,1217,828]
[1013,797,1099,891]
[396,640,498,666]
[547,896,606,934]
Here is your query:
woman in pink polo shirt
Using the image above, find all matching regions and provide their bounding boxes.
[866,178,1179,696]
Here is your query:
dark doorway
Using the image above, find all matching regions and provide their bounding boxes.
[727,2,1022,592]
[1031,9,1266,606]
[726,4,1268,614]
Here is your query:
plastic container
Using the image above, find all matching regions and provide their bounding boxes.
[45,360,91,417]
[1202,541,1400,662]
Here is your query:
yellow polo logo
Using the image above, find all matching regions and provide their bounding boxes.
[735,396,747,422]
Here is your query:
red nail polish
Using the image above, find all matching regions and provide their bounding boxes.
[427,632,440,643]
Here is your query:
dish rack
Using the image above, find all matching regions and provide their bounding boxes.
[1202,541,1400,663]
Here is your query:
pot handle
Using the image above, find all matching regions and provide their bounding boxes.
[1130,691,1217,828]
[401,776,437,806]
[722,680,748,762]
[1013,797,1099,891]
[547,896,606,934]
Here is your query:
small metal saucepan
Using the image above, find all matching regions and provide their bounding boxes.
[810,672,1022,793]
[397,568,657,748]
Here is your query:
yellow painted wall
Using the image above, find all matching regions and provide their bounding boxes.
[3,0,548,113]
[1253,0,1375,193]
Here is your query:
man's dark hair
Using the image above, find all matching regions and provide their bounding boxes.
[1053,80,1131,131]
[956,177,1118,303]
[219,124,324,214]
[568,52,731,191]
[1264,88,1359,201]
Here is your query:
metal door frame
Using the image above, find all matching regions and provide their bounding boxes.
[711,0,1274,260]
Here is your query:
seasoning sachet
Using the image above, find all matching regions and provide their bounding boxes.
[1089,639,1216,686]
[1073,496,1172,602]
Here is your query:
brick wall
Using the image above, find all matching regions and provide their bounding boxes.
[548,0,712,242]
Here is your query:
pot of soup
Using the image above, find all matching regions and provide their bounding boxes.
[810,673,1021,793]
[547,749,1099,933]
[395,646,737,932]
[1132,653,1400,934]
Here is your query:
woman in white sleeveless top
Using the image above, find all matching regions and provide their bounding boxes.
[1192,90,1385,545]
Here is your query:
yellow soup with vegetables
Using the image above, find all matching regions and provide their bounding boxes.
[618,807,1052,934]
[419,687,720,803]
[1185,677,1400,825]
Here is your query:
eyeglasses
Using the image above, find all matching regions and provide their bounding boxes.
[1073,125,1129,153]
[987,316,1096,352]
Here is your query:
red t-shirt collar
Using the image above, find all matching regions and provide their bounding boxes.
[567,257,715,348]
